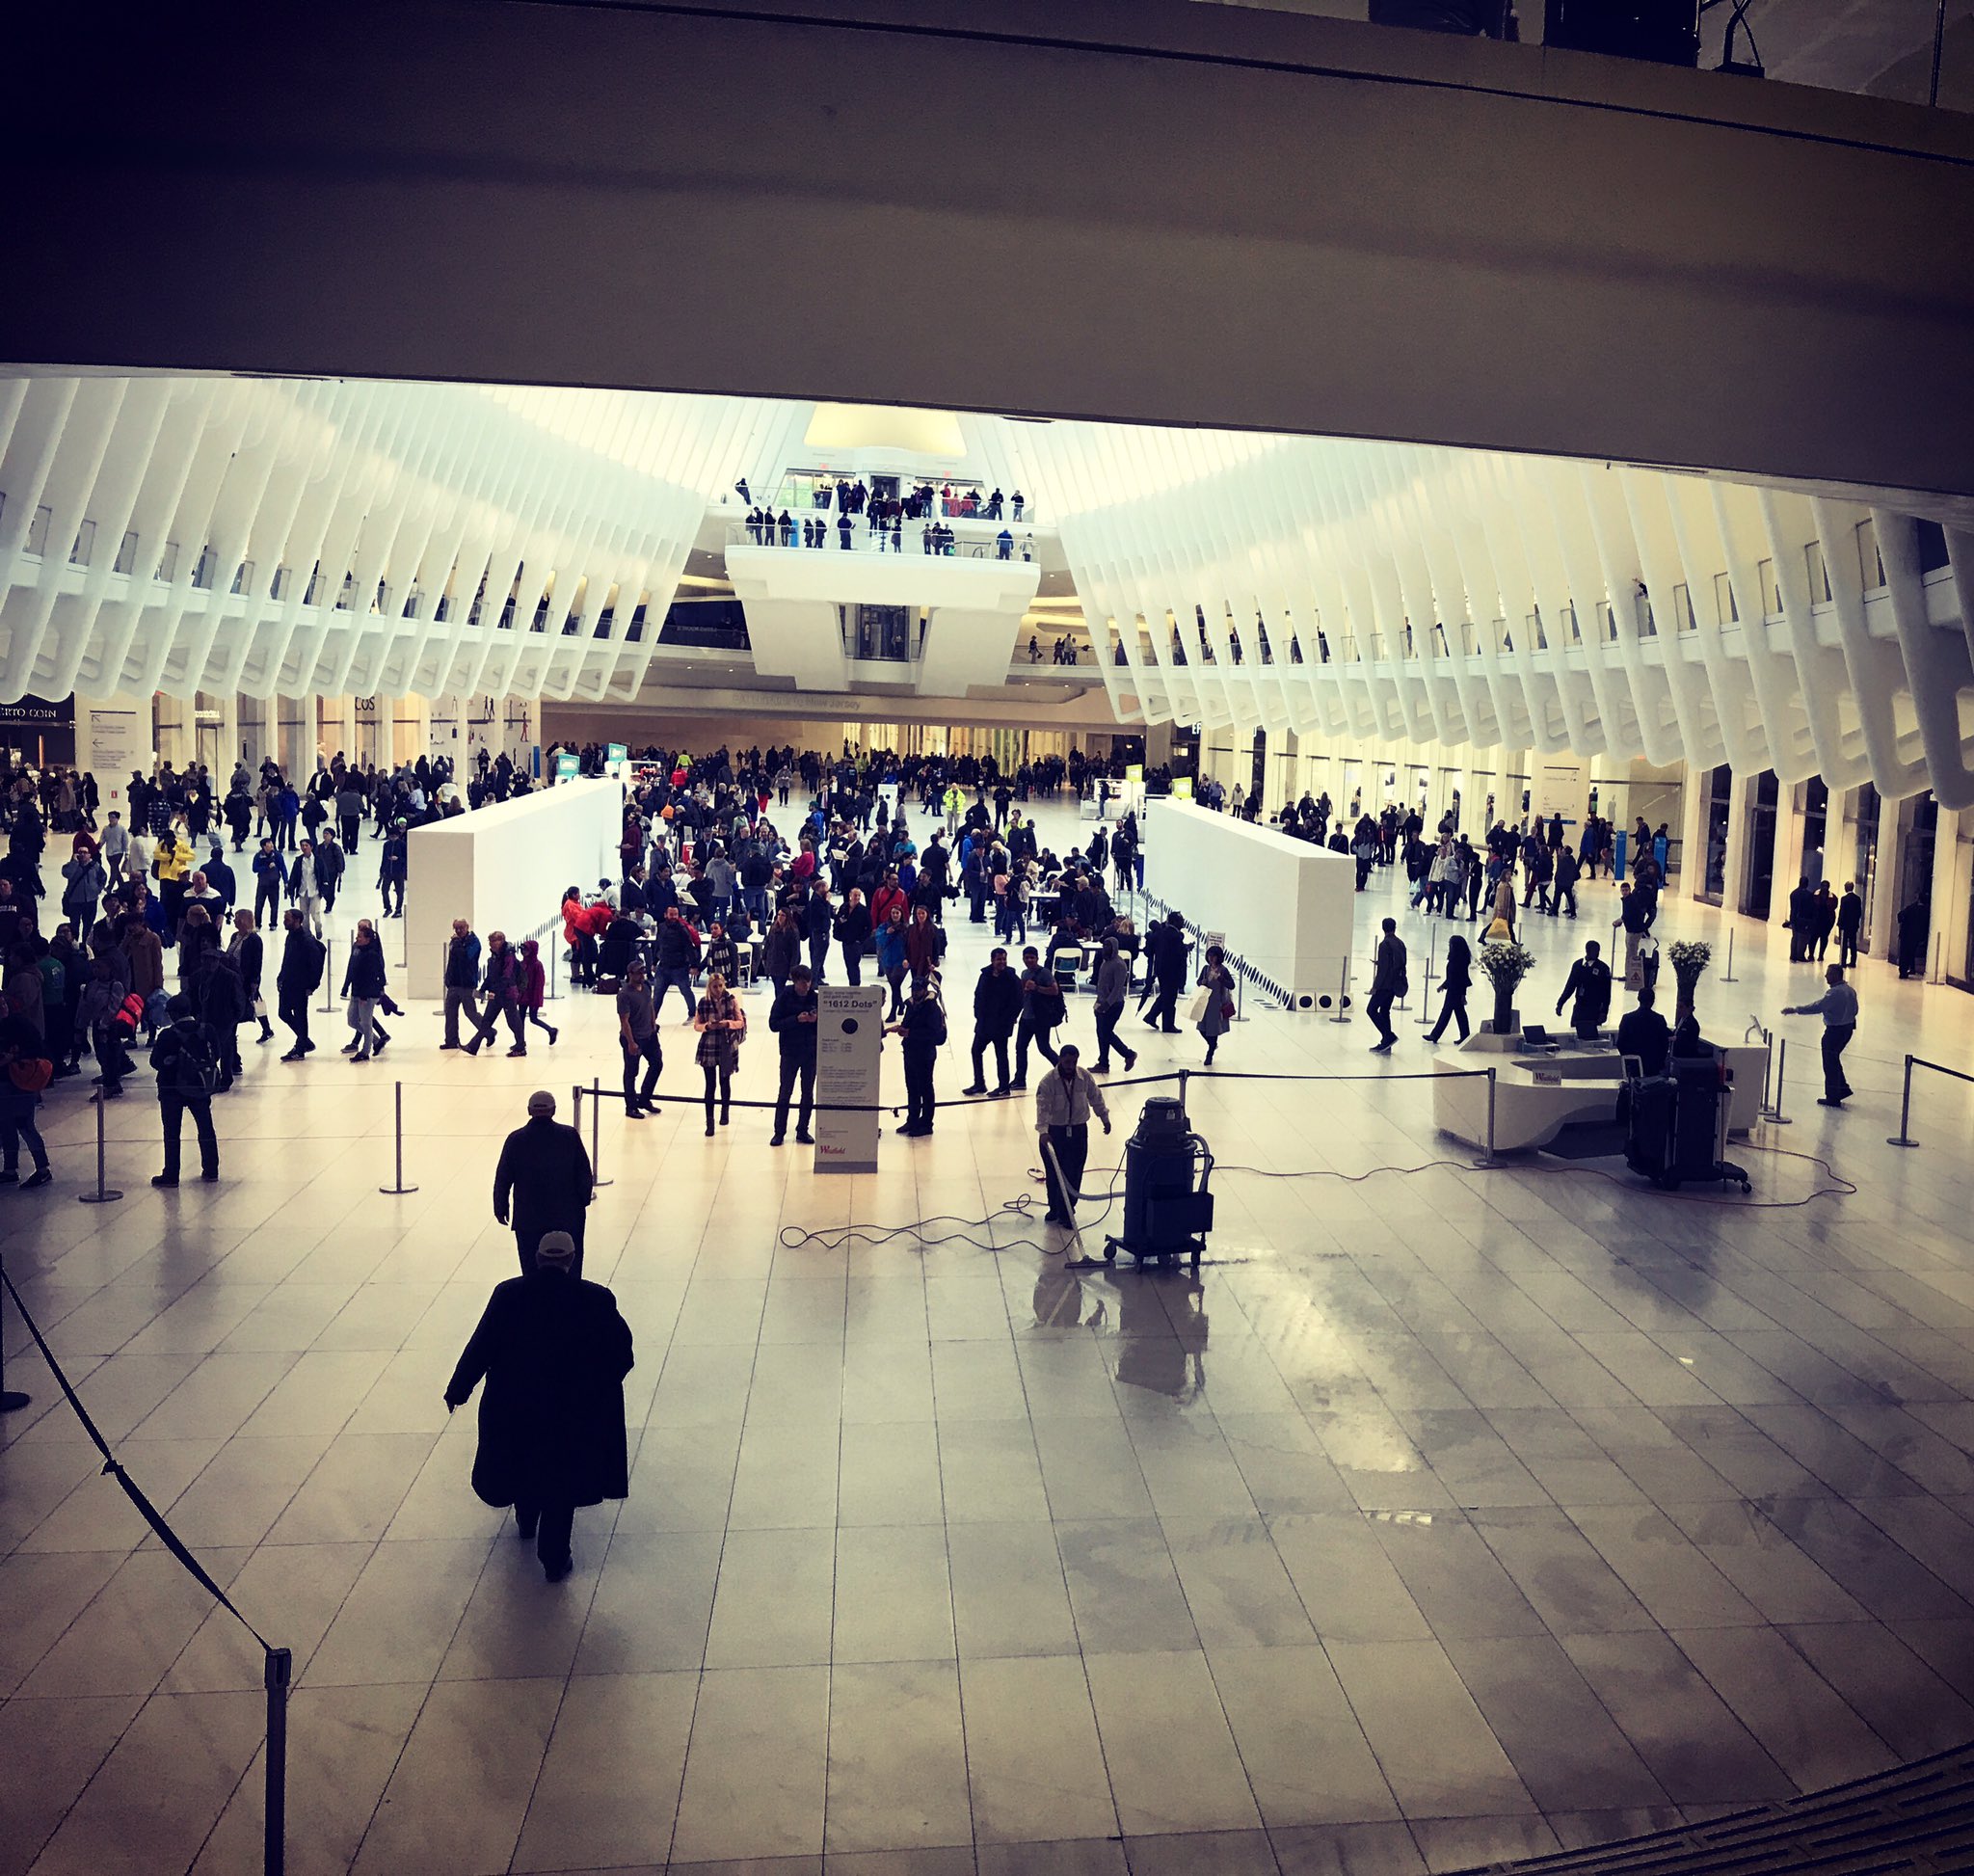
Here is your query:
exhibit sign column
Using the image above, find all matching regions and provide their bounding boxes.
[814,984,887,1174]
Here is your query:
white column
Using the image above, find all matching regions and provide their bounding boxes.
[1721,772,1754,915]
[1774,783,1808,925]
[1929,804,1963,984]
[1869,802,1901,961]
[1677,764,1707,897]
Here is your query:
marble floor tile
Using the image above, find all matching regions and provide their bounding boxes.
[706,1524,837,1668]
[25,1689,265,1876]
[671,1665,831,1863]
[1208,1644,1400,1827]
[511,1670,698,1871]
[947,1519,1079,1659]
[834,1523,955,1663]
[1323,1638,1535,1819]
[825,1660,973,1853]
[1085,1649,1262,1836]
[351,1675,561,1873]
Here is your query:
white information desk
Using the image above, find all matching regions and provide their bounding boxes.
[1432,1032,1768,1151]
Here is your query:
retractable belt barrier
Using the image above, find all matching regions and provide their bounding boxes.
[0,1256,293,1875]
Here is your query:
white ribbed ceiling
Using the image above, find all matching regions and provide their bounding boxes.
[2,371,1970,803]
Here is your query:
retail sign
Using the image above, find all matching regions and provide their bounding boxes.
[0,692,74,729]
[554,752,578,781]
[1170,776,1194,800]
[814,983,886,1173]
[606,742,627,765]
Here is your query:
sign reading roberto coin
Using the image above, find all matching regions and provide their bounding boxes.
[814,984,887,1174]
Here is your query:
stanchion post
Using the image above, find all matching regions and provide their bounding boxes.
[1416,936,1437,1027]
[1721,927,1737,984]
[1767,1036,1793,1126]
[1888,1054,1920,1147]
[264,1645,291,1876]
[378,1081,419,1194]
[1759,1028,1774,1116]
[77,1090,124,1205]
[587,1081,613,1189]
[1,1253,30,1412]
[1482,1067,1498,1165]
[317,937,334,1013]
[1328,953,1350,1024]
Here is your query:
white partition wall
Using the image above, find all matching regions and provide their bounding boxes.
[405,780,623,999]
[1143,799,1355,1009]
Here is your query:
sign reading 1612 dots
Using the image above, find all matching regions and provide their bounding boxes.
[814,984,887,1174]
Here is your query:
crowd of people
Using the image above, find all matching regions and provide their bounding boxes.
[0,720,1921,1207]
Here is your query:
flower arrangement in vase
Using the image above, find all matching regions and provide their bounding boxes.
[1476,939,1536,1036]
[1667,938,1712,1026]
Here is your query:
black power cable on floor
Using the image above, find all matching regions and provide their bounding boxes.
[1208,1140,1856,1210]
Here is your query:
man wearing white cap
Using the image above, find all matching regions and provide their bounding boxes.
[493,1090,594,1274]
[444,1230,634,1581]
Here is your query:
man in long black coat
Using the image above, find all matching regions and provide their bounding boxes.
[443,1232,633,1580]
[494,1090,594,1274]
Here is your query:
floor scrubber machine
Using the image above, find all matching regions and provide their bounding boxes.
[1104,1095,1214,1269]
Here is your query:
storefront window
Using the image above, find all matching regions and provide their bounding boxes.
[1854,784,1881,951]
[1743,770,1779,919]
[1700,764,1732,904]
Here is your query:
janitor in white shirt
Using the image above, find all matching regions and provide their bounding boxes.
[1034,1043,1111,1226]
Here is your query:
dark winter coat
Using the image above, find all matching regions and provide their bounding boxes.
[494,1114,593,1252]
[444,1271,633,1509]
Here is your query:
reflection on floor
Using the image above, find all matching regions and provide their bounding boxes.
[6,796,1974,1876]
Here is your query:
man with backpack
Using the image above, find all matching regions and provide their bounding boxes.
[276,906,325,1060]
[150,995,220,1186]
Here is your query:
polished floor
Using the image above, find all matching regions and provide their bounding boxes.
[5,796,1974,1876]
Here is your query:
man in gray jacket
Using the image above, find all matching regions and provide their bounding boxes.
[1783,964,1858,1109]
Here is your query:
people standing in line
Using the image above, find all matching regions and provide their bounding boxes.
[440,918,483,1049]
[835,886,872,987]
[467,929,522,1057]
[694,969,745,1137]
[1012,943,1064,1090]
[514,939,558,1052]
[149,994,220,1187]
[963,946,1024,1097]
[494,1089,594,1273]
[889,975,947,1137]
[1836,881,1862,969]
[1091,937,1138,1074]
[801,885,834,988]
[1555,939,1613,1039]
[1551,844,1580,920]
[443,1228,633,1584]
[616,957,663,1119]
[340,919,388,1062]
[1783,964,1859,1109]
[1035,1043,1110,1225]
[275,906,324,1060]
[1195,945,1235,1067]
[762,904,802,1005]
[875,902,910,1018]
[0,1016,54,1191]
[1426,934,1472,1043]
[1143,911,1190,1032]
[768,963,819,1146]
[1367,917,1407,1054]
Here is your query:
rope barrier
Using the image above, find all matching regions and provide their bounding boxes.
[0,1255,291,1874]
